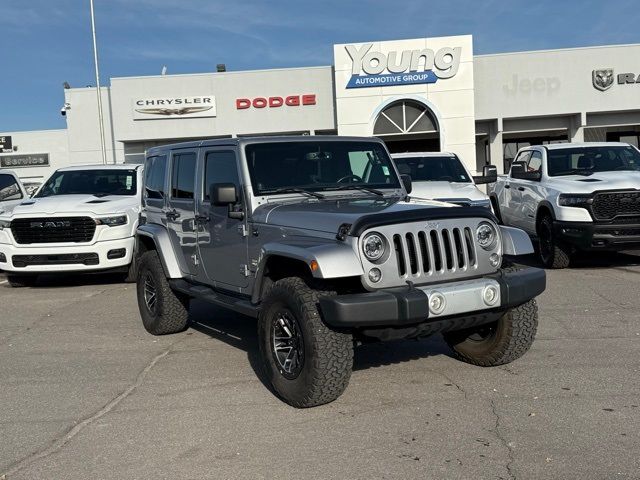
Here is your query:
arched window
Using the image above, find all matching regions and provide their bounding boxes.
[373,100,438,136]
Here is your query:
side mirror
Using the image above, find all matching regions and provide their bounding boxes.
[510,164,541,181]
[473,165,498,184]
[400,174,412,194]
[210,183,237,206]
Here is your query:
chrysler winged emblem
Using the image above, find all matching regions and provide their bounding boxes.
[134,106,213,116]
[592,69,614,91]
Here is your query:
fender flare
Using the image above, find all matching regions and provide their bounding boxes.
[536,200,557,224]
[136,224,184,278]
[251,241,364,304]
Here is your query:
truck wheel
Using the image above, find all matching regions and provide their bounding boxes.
[538,214,570,268]
[136,251,189,335]
[258,277,353,408]
[7,275,38,288]
[443,299,538,366]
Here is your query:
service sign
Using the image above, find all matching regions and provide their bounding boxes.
[0,135,12,152]
[0,153,49,168]
[132,95,216,120]
[345,43,461,89]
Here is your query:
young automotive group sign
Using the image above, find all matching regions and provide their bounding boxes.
[345,43,461,88]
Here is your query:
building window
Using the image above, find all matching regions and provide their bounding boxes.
[373,100,438,136]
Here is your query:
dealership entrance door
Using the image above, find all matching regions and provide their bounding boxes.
[373,100,440,153]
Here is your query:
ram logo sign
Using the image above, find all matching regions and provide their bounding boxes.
[345,43,461,89]
[592,69,614,91]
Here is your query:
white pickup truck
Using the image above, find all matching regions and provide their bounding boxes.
[0,164,143,286]
[392,152,496,209]
[489,142,640,268]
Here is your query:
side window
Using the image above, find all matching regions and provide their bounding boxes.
[204,151,240,201]
[527,151,543,173]
[0,174,23,201]
[171,152,197,200]
[144,155,167,199]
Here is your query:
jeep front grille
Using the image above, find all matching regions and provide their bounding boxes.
[592,191,640,221]
[11,217,96,244]
[392,227,476,277]
[359,218,499,290]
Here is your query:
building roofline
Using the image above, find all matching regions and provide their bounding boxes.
[111,65,333,82]
[0,128,67,136]
[474,42,640,59]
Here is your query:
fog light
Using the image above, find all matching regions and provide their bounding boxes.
[429,291,446,315]
[0,252,6,263]
[483,285,499,306]
[107,248,126,260]
[368,268,382,283]
[489,253,501,267]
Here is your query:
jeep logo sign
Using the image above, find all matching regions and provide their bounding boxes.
[345,43,461,89]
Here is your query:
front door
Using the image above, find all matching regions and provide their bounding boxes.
[502,150,531,228]
[196,148,249,290]
[167,149,199,276]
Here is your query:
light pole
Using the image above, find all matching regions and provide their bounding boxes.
[90,0,108,165]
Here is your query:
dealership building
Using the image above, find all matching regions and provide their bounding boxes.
[2,35,640,183]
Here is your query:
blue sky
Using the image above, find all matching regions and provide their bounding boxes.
[2,0,639,132]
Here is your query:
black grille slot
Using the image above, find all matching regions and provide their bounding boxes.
[453,228,465,268]
[430,230,443,272]
[417,231,430,273]
[10,217,96,244]
[592,191,640,221]
[405,233,418,274]
[464,227,476,266]
[393,234,406,276]
[442,229,454,270]
[12,253,99,268]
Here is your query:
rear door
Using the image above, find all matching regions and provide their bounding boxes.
[167,149,199,276]
[196,148,249,289]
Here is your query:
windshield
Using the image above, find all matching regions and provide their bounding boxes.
[36,169,138,197]
[548,146,640,176]
[0,174,23,202]
[392,155,471,183]
[245,141,400,195]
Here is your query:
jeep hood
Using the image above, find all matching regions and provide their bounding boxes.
[545,171,640,193]
[410,181,487,202]
[253,196,458,234]
[2,194,140,218]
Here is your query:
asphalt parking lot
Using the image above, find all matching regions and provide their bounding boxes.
[1,253,640,480]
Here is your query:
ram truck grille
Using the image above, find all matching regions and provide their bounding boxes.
[592,191,640,221]
[11,217,96,244]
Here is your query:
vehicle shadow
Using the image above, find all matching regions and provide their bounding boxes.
[188,299,453,390]
[505,250,640,270]
[25,272,128,288]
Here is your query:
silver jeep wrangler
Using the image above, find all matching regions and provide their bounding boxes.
[135,136,545,408]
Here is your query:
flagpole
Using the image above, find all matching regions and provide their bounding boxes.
[90,0,108,165]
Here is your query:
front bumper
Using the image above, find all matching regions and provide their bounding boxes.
[319,266,545,329]
[554,220,640,250]
[0,237,135,273]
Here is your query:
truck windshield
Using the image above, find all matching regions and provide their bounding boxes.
[548,146,640,176]
[0,174,23,202]
[245,141,400,196]
[36,169,138,197]
[392,155,471,183]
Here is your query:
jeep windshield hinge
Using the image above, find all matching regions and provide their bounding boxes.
[240,264,250,277]
[238,224,248,237]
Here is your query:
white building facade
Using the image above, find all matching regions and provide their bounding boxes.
[2,36,640,182]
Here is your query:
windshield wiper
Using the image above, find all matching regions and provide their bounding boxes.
[263,187,325,199]
[326,185,385,196]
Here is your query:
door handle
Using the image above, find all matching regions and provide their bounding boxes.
[504,184,511,189]
[165,209,180,220]
[195,214,210,223]
[517,187,525,191]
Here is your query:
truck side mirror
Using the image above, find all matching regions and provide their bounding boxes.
[400,174,412,194]
[473,165,498,184]
[509,163,525,178]
[211,183,237,206]
[510,164,542,181]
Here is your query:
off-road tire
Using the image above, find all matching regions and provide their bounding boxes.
[7,275,38,288]
[538,214,570,269]
[443,299,538,366]
[136,251,189,335]
[258,277,353,408]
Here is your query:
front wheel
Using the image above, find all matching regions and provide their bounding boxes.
[258,277,353,408]
[443,299,538,366]
[538,215,571,269]
[136,251,189,335]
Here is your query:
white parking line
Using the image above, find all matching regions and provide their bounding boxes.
[0,281,7,284]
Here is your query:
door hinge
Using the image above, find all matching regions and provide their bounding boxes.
[191,253,199,266]
[240,264,250,277]
[238,224,248,237]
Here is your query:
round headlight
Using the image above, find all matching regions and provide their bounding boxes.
[362,232,385,261]
[476,221,498,250]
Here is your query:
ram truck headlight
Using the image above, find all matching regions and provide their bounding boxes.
[362,232,386,261]
[0,219,10,230]
[558,194,593,208]
[476,221,498,250]
[95,215,128,227]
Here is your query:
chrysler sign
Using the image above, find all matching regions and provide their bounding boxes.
[132,95,216,120]
[345,43,461,89]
